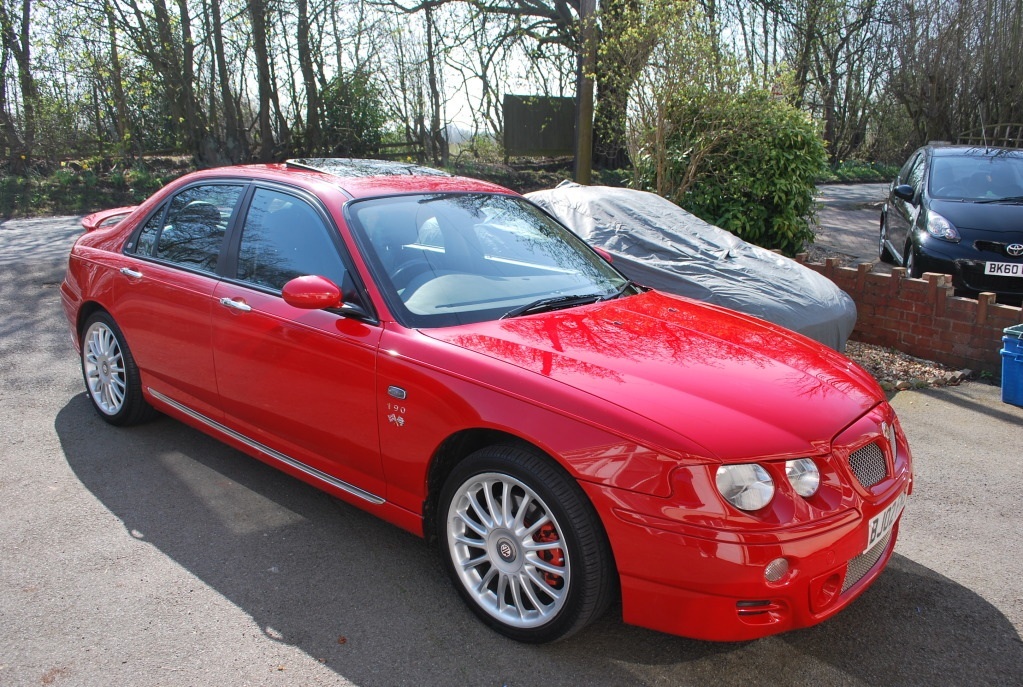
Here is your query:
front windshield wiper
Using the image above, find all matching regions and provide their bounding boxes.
[501,293,604,319]
[975,195,1023,204]
[601,279,640,301]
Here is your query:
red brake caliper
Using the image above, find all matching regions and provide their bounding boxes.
[533,522,565,588]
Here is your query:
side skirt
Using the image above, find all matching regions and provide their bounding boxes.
[148,388,386,505]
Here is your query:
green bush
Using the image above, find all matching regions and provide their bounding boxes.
[634,89,827,255]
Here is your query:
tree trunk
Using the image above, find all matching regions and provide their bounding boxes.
[210,0,246,162]
[0,38,26,173]
[249,0,274,161]
[591,0,637,169]
[425,5,448,166]
[297,0,321,154]
[174,0,211,163]
[150,0,192,152]
[0,0,37,171]
[104,1,133,156]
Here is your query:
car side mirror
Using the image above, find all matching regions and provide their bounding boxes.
[893,184,916,203]
[282,275,343,310]
[593,246,614,264]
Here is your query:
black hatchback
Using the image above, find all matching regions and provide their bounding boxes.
[880,145,1023,301]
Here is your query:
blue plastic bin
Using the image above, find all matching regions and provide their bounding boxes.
[1002,324,1023,407]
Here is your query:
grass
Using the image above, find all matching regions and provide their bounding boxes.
[818,160,900,184]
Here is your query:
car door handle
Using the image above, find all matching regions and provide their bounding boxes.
[219,297,252,312]
[119,267,143,279]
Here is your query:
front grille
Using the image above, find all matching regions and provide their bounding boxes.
[974,240,1012,257]
[959,262,1023,295]
[842,530,891,593]
[848,442,888,488]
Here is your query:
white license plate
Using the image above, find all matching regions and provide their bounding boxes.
[984,261,1023,277]
[865,491,907,551]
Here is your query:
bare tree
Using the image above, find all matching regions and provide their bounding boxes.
[0,0,38,171]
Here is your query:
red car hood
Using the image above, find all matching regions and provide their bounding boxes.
[423,291,880,461]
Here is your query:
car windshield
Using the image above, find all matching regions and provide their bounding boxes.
[929,152,1023,201]
[347,193,632,327]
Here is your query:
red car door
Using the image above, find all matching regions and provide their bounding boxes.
[211,187,385,499]
[112,183,246,419]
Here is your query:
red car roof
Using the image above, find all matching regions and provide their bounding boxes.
[182,159,515,200]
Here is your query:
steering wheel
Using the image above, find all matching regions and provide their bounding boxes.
[390,259,432,290]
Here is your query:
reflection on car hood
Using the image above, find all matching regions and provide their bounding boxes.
[526,183,857,351]
[425,291,878,461]
[930,198,1023,233]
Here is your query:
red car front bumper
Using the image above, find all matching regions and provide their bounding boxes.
[583,470,911,641]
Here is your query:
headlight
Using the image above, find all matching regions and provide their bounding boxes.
[716,464,774,511]
[925,210,960,242]
[785,458,820,497]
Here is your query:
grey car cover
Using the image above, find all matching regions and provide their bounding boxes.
[527,182,857,351]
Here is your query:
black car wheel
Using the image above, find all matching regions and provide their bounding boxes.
[80,311,158,426]
[437,444,614,643]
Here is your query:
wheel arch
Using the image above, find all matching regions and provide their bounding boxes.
[75,301,108,343]
[422,429,619,581]
[423,428,544,546]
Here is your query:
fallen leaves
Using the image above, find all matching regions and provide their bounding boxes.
[844,341,969,391]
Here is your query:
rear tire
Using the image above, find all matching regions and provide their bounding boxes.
[437,445,614,643]
[80,311,158,426]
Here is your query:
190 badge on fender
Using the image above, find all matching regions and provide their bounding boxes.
[866,491,907,551]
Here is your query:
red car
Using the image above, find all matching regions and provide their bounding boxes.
[61,159,912,643]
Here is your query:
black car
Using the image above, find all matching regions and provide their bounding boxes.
[880,145,1023,301]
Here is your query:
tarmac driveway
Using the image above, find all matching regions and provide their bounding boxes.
[813,183,890,268]
[1,216,1021,686]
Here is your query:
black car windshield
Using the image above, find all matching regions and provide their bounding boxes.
[346,193,634,328]
[929,152,1023,201]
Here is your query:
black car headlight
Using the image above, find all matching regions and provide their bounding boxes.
[925,210,961,242]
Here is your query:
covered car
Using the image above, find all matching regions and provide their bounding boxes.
[528,182,857,350]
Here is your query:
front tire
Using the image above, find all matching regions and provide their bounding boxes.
[904,241,922,278]
[437,445,614,643]
[81,311,157,426]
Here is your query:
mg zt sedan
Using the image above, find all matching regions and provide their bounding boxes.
[62,159,913,643]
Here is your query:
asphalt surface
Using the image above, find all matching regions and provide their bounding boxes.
[814,183,890,268]
[2,212,1022,686]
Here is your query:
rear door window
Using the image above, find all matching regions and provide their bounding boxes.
[153,184,244,271]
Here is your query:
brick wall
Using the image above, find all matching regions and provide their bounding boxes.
[794,256,1023,377]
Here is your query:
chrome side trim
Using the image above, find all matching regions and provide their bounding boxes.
[148,388,386,505]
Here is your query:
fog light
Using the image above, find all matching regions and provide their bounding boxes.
[764,557,789,583]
